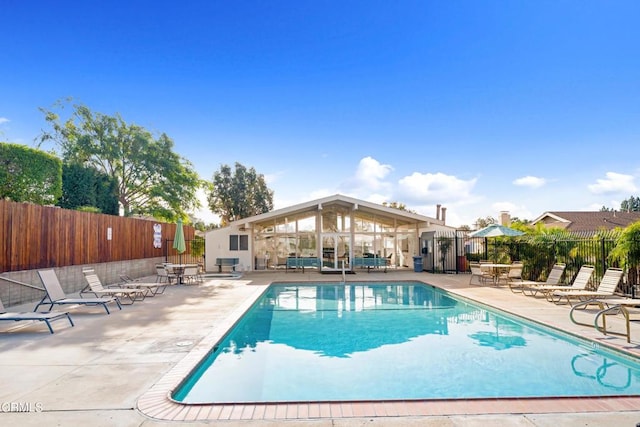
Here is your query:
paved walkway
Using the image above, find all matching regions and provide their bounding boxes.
[1,270,640,426]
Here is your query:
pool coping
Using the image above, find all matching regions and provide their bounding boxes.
[137,279,640,422]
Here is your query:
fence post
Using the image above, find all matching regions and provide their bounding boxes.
[600,237,607,274]
[454,232,460,274]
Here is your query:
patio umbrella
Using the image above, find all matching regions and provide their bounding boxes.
[468,224,525,238]
[468,224,524,262]
[173,218,186,263]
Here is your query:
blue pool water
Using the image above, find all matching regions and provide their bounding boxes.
[174,282,640,403]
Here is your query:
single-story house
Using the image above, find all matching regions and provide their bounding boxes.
[531,211,640,232]
[203,194,453,272]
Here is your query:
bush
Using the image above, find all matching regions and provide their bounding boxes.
[0,142,62,204]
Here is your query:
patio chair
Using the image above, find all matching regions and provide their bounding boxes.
[35,269,122,314]
[81,269,149,304]
[497,261,524,290]
[519,263,567,296]
[480,260,497,284]
[552,267,623,306]
[197,263,206,282]
[0,297,74,334]
[469,262,492,285]
[524,264,594,301]
[156,264,177,283]
[181,265,200,284]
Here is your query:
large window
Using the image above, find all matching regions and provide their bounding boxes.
[248,202,421,270]
[321,206,351,232]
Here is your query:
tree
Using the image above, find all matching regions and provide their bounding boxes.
[58,162,119,214]
[207,162,273,225]
[474,216,497,229]
[437,236,452,272]
[621,196,640,212]
[609,221,640,289]
[39,103,201,220]
[0,142,62,204]
[382,201,416,213]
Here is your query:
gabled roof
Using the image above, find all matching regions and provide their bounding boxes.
[221,194,445,230]
[531,211,640,232]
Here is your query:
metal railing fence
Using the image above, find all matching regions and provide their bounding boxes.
[424,231,639,296]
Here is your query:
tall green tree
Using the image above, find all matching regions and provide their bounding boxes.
[58,162,119,214]
[207,162,273,225]
[621,196,640,212]
[610,221,640,288]
[39,103,201,220]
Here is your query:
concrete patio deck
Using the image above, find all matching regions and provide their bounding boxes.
[1,269,640,426]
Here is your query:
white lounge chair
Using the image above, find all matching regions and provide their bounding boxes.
[523,263,593,300]
[119,274,168,295]
[36,269,122,314]
[552,267,623,306]
[520,263,567,296]
[81,269,149,304]
[0,297,74,334]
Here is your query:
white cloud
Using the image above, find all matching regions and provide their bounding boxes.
[0,117,9,125]
[513,175,546,189]
[191,188,220,225]
[397,172,477,204]
[338,156,394,197]
[263,170,285,185]
[587,172,637,195]
[354,156,393,189]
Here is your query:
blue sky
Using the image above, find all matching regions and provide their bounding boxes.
[2,1,640,227]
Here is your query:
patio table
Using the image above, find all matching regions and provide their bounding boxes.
[166,264,198,284]
[480,263,512,285]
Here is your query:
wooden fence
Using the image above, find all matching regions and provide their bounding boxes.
[0,200,195,273]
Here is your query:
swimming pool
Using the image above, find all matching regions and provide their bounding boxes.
[173,282,640,404]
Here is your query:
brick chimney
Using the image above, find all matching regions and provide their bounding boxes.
[441,207,447,224]
[500,211,511,226]
[436,204,441,220]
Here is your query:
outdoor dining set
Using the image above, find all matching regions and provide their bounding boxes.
[156,263,203,285]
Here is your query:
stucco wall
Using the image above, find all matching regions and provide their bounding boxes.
[204,226,253,272]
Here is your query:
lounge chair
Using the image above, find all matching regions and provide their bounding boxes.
[519,263,567,296]
[523,264,594,301]
[522,262,567,296]
[119,274,168,295]
[35,269,122,314]
[81,269,149,304]
[0,297,74,334]
[552,267,624,306]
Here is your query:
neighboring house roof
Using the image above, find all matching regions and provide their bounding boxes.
[531,211,640,232]
[206,194,448,232]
